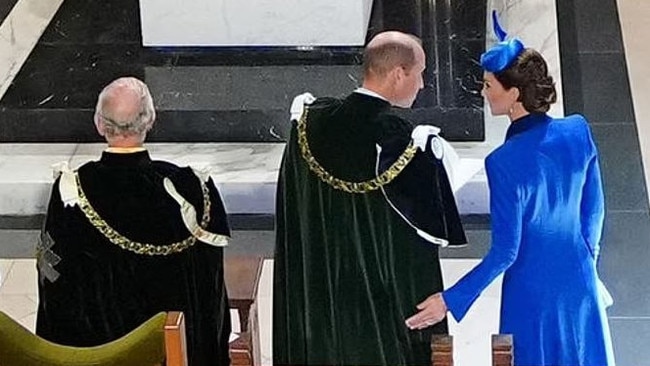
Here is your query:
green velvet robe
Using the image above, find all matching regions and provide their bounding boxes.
[273,93,466,366]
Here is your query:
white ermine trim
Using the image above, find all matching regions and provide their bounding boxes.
[163,178,229,247]
[53,161,80,208]
[289,92,316,121]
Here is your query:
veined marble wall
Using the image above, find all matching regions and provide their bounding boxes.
[0,0,63,101]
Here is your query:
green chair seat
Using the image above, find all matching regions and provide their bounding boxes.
[0,311,167,366]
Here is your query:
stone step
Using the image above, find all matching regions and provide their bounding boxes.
[0,141,488,220]
[0,226,493,260]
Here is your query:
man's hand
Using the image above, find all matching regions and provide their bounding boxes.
[410,125,441,151]
[405,293,448,330]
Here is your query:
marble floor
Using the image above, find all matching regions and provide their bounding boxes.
[0,257,501,366]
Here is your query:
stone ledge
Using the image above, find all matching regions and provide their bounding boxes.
[0,142,488,218]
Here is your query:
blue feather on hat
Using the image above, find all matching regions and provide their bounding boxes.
[480,10,525,73]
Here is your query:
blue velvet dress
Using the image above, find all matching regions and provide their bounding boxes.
[442,113,615,365]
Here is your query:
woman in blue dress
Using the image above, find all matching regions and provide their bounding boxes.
[405,12,616,366]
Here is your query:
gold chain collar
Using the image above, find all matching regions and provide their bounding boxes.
[296,107,418,193]
[74,172,211,256]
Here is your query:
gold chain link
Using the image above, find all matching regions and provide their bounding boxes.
[75,172,211,256]
[297,107,418,193]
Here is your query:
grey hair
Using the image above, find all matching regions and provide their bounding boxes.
[94,77,156,137]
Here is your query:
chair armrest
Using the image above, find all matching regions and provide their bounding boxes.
[431,334,454,366]
[492,334,514,366]
[230,332,253,366]
[164,312,188,366]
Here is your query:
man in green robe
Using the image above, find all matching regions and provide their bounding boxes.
[273,31,467,366]
[36,77,232,366]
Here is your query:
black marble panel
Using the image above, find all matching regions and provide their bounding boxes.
[413,0,485,110]
[599,212,650,317]
[398,107,484,141]
[0,230,38,258]
[440,229,490,259]
[0,228,274,259]
[0,109,291,142]
[2,0,486,142]
[609,318,650,366]
[141,47,364,67]
[0,0,18,25]
[0,212,488,231]
[145,65,361,111]
[1,45,145,109]
[573,0,625,53]
[148,110,291,142]
[39,0,142,45]
[225,231,275,258]
[0,215,44,230]
[558,51,585,116]
[450,39,483,109]
[369,0,485,40]
[578,53,635,124]
[557,0,585,116]
[557,0,633,125]
[227,214,275,231]
[592,124,650,212]
[0,106,484,142]
[0,109,99,142]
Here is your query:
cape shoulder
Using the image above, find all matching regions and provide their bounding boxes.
[52,160,229,255]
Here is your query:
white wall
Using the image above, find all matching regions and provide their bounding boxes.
[138,0,374,46]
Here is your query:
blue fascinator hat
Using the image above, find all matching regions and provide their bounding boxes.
[480,11,525,73]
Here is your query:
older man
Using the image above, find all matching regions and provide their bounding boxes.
[36,77,232,366]
[273,31,467,366]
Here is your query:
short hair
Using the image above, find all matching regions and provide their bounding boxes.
[94,77,156,137]
[362,34,422,78]
[494,48,557,113]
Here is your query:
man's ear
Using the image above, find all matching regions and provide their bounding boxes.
[394,65,406,83]
[386,66,403,90]
[94,117,106,136]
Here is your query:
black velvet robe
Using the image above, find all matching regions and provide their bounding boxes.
[36,151,231,366]
[273,93,466,366]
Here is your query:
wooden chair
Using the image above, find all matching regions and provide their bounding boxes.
[225,255,264,366]
[432,335,454,366]
[229,331,254,366]
[492,334,514,366]
[430,334,514,366]
[0,311,187,366]
[164,312,189,366]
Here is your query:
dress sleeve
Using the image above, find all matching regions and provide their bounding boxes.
[442,154,523,321]
[579,127,605,260]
